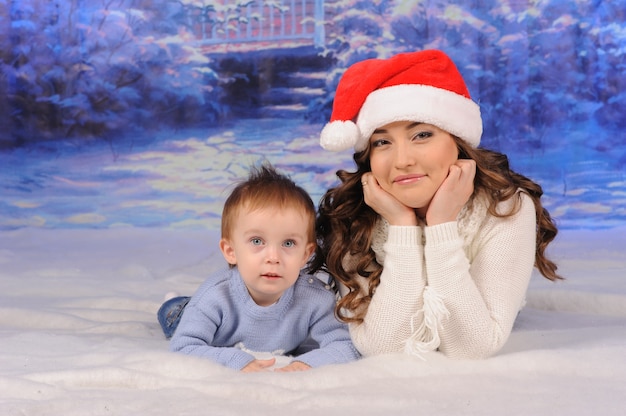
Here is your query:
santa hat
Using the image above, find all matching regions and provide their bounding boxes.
[320,50,482,152]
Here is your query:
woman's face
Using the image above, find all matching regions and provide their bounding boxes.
[368,120,459,214]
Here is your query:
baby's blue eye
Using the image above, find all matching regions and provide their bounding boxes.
[251,238,263,245]
[283,240,296,248]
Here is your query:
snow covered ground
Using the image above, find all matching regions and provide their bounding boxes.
[2,119,624,232]
[1,225,624,415]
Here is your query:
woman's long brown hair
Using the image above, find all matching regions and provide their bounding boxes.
[308,138,562,323]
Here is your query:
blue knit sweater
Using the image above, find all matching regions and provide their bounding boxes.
[170,267,360,370]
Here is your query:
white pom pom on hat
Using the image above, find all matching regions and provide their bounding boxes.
[319,49,483,152]
[319,120,360,151]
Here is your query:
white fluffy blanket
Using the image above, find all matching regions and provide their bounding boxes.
[1,227,625,415]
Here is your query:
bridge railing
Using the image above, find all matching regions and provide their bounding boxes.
[189,0,325,48]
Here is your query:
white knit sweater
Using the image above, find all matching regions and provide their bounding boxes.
[341,191,537,359]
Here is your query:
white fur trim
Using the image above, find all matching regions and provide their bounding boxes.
[320,120,360,152]
[354,84,482,151]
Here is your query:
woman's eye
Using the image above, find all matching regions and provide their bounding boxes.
[371,138,389,148]
[251,238,263,246]
[283,240,296,248]
[412,131,433,140]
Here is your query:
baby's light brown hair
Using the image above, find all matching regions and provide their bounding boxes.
[221,163,316,245]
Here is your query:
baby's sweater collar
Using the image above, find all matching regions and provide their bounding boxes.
[230,267,296,318]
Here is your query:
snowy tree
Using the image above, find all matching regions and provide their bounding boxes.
[2,0,224,146]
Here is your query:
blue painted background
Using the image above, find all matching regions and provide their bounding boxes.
[1,0,625,230]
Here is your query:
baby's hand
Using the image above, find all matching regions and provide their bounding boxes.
[273,361,311,372]
[241,358,276,373]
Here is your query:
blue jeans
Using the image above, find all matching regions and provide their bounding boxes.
[157,296,190,339]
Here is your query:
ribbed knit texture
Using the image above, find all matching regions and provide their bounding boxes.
[170,268,360,370]
[347,191,537,359]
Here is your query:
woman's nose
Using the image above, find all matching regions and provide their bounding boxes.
[394,141,416,168]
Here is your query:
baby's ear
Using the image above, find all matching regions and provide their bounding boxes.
[303,242,316,263]
[219,238,237,265]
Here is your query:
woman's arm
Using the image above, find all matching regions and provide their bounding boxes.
[425,193,536,358]
[348,225,428,356]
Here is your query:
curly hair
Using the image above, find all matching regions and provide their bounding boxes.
[308,137,562,323]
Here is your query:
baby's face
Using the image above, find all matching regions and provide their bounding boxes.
[219,206,315,306]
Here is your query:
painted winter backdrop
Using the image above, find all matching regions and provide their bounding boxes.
[1,1,626,415]
[1,0,625,230]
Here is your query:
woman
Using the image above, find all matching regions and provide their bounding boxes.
[309,49,561,359]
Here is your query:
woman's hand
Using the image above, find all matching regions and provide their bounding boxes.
[361,173,418,226]
[426,159,476,226]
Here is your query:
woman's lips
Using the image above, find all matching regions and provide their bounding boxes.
[393,174,425,185]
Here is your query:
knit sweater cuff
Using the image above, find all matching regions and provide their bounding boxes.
[386,225,423,247]
[424,221,459,246]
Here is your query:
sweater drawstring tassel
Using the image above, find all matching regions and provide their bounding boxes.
[404,286,449,359]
